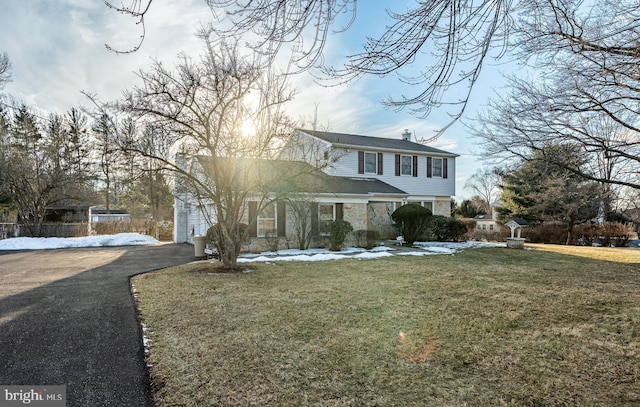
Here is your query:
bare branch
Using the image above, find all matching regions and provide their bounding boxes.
[0,51,11,90]
[102,0,153,54]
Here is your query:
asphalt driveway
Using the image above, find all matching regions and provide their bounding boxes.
[0,243,195,406]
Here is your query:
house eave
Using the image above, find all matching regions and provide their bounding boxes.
[331,142,459,158]
[311,192,408,201]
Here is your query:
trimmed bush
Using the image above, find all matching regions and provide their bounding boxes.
[391,204,432,245]
[429,216,468,242]
[326,220,354,251]
[353,229,381,249]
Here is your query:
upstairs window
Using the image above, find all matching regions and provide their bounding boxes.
[432,158,443,178]
[358,151,383,175]
[400,155,412,176]
[427,157,448,178]
[396,154,418,176]
[364,152,377,174]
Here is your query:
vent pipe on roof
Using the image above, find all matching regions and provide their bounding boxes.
[402,129,411,141]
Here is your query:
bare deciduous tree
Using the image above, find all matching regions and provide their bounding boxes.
[0,104,94,236]
[464,168,501,216]
[475,1,640,196]
[92,112,121,210]
[0,52,10,91]
[103,1,640,138]
[475,75,640,190]
[113,37,298,267]
[205,0,517,137]
[101,0,153,53]
[285,194,317,250]
[103,1,519,136]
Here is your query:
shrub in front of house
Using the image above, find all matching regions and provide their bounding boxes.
[326,220,354,251]
[206,223,249,258]
[429,215,468,242]
[391,203,432,245]
[353,229,381,249]
[264,229,281,251]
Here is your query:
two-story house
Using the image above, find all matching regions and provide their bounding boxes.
[174,129,458,249]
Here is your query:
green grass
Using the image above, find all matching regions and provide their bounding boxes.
[132,246,640,406]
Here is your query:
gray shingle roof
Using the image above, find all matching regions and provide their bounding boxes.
[298,129,458,157]
[195,156,408,196]
[315,176,407,195]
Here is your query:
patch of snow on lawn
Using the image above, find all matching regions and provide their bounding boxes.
[1,233,505,262]
[237,246,396,263]
[419,246,457,254]
[414,241,505,250]
[353,251,394,259]
[397,250,452,256]
[235,241,504,262]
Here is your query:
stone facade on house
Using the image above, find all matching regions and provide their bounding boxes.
[174,129,458,251]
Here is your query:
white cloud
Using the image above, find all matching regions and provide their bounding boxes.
[1,0,211,111]
[0,0,486,187]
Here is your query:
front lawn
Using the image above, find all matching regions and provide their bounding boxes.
[132,246,640,406]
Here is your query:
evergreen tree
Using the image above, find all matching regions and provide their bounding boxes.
[497,144,601,243]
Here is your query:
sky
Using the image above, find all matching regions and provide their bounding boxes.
[0,1,516,198]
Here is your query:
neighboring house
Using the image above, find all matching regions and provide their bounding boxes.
[174,129,458,249]
[17,205,92,238]
[90,208,131,224]
[474,214,499,233]
[42,205,91,223]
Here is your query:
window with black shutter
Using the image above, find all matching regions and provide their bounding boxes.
[277,201,286,237]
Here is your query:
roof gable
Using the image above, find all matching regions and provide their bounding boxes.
[297,129,458,157]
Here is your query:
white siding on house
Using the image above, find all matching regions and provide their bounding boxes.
[174,197,190,243]
[175,131,458,244]
[175,210,188,243]
[279,131,332,165]
[327,148,456,197]
[174,193,216,243]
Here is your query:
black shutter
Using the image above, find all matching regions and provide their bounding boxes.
[443,158,448,179]
[412,155,418,177]
[310,202,319,236]
[248,201,258,237]
[427,157,433,178]
[395,154,400,176]
[377,152,384,175]
[336,203,344,221]
[358,151,365,174]
[277,201,286,237]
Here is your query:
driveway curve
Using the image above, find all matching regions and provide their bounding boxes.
[0,243,195,407]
